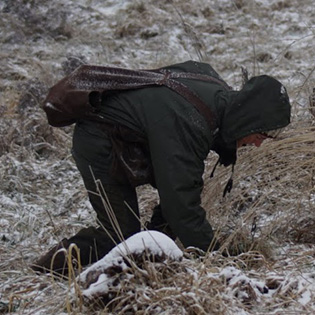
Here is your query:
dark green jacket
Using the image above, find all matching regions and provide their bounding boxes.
[95,60,290,251]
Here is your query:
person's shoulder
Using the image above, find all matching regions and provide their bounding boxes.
[162,60,221,78]
[161,60,203,72]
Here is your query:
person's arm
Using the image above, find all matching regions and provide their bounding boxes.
[147,115,219,251]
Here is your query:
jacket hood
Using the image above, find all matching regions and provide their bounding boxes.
[221,75,291,143]
[212,75,291,167]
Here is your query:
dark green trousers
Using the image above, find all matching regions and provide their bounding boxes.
[70,120,141,265]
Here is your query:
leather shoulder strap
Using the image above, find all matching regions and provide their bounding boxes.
[153,69,228,131]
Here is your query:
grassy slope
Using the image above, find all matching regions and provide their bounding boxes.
[0,0,314,314]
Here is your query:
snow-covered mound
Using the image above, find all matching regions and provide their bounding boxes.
[77,231,183,300]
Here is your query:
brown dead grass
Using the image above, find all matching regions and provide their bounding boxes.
[203,124,315,252]
[1,0,315,314]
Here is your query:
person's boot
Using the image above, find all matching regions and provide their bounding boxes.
[145,205,176,241]
[30,238,79,278]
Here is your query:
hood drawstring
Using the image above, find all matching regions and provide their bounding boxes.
[223,164,235,197]
[210,159,235,197]
[210,157,220,178]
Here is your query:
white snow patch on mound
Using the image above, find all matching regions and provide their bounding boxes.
[77,231,183,299]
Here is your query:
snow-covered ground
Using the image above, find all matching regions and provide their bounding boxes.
[0,0,314,314]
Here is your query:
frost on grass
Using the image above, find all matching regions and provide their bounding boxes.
[1,0,315,314]
[77,231,183,301]
[74,231,273,313]
[72,246,315,314]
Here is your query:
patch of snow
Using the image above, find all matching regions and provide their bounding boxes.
[79,230,183,282]
[0,195,17,208]
[94,0,131,16]
[77,231,183,298]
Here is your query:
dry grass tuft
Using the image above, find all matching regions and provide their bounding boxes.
[70,253,265,314]
[0,88,72,159]
[203,123,315,262]
[1,0,315,313]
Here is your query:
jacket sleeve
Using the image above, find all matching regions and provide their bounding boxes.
[147,111,218,251]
